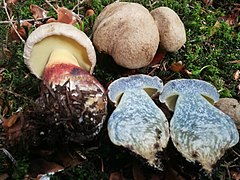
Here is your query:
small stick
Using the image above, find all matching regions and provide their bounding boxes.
[44,0,58,12]
[0,16,52,24]
[3,0,25,44]
[0,88,34,103]
[1,148,17,166]
[72,0,86,12]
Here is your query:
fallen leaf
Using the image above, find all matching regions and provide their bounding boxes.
[6,0,18,17]
[202,0,213,6]
[218,14,238,26]
[56,150,84,168]
[170,61,192,76]
[47,7,78,25]
[109,172,124,180]
[233,70,240,81]
[6,0,18,5]
[30,4,49,19]
[231,171,240,180]
[3,48,11,60]
[85,9,95,16]
[29,158,64,178]
[2,111,24,144]
[149,49,167,66]
[0,173,9,180]
[9,21,32,42]
[2,111,21,128]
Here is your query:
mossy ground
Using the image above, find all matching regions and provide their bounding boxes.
[0,0,240,179]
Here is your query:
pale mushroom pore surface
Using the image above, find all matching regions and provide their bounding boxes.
[23,22,96,78]
[30,35,89,78]
[151,7,186,52]
[93,2,159,69]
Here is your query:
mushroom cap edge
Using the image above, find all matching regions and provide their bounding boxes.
[159,79,220,111]
[108,74,163,105]
[23,22,96,79]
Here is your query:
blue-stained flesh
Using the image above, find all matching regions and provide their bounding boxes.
[160,79,239,172]
[108,89,169,170]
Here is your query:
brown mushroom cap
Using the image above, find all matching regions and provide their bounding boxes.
[151,7,186,52]
[23,22,96,79]
[93,2,159,69]
[215,98,240,128]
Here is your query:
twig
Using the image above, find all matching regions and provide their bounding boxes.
[0,16,52,24]
[0,88,34,103]
[1,148,17,166]
[45,0,58,12]
[3,0,25,44]
[72,0,86,11]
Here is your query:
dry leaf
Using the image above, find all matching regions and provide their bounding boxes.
[149,49,167,66]
[29,158,64,178]
[233,70,240,81]
[6,0,18,18]
[0,173,9,180]
[2,111,21,128]
[2,110,25,145]
[231,171,240,180]
[170,61,192,76]
[58,7,78,25]
[202,0,213,6]
[47,7,78,25]
[30,4,49,19]
[85,9,95,16]
[9,21,32,42]
[109,172,124,180]
[218,14,238,26]
[3,48,11,60]
[6,0,18,5]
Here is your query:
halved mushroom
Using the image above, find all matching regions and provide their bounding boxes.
[108,74,169,170]
[93,2,159,69]
[23,22,107,142]
[150,7,186,52]
[159,79,239,173]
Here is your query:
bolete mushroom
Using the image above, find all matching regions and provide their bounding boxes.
[159,79,239,172]
[215,98,240,129]
[93,2,159,69]
[108,74,169,170]
[150,7,186,52]
[23,22,107,142]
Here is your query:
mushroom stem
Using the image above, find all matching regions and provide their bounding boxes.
[46,48,80,68]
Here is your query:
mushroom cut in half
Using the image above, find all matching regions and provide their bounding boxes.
[159,79,239,173]
[93,2,159,69]
[23,22,107,143]
[108,74,169,170]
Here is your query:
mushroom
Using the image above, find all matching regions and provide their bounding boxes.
[150,7,186,52]
[23,22,107,142]
[108,74,169,170]
[215,98,240,129]
[93,2,159,69]
[159,79,239,173]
